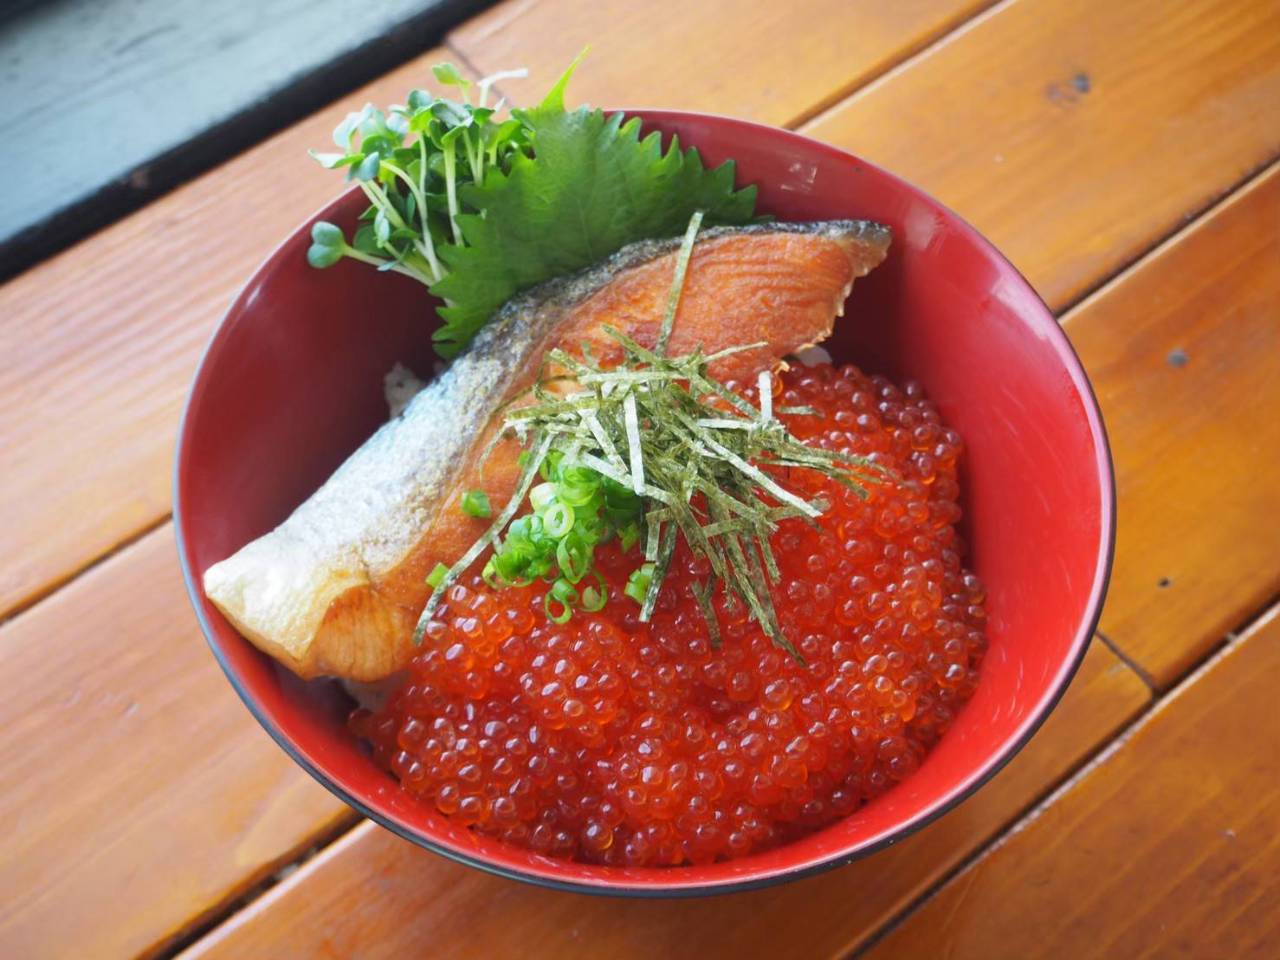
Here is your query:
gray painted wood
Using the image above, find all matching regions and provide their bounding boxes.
[0,0,489,277]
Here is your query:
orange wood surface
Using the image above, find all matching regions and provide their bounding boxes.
[1,0,1276,956]
[0,528,354,959]
[451,0,993,127]
[1071,164,1280,686]
[865,602,1280,960]
[803,0,1280,312]
[175,643,1147,960]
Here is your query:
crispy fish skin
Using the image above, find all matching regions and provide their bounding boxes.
[203,220,891,680]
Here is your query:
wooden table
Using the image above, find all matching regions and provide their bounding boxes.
[2,1,1277,956]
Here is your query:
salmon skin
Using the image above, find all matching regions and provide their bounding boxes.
[203,220,891,680]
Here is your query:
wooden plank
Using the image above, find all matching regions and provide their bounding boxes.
[0,46,470,619]
[0,526,354,959]
[1071,165,1280,686]
[802,0,1280,311]
[864,602,1280,960]
[0,0,489,278]
[177,644,1147,960]
[450,0,993,127]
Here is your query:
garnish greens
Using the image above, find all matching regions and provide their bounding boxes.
[307,63,531,290]
[416,218,884,660]
[307,54,757,357]
[484,453,641,624]
[460,489,492,519]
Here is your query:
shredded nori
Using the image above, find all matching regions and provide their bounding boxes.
[416,215,887,659]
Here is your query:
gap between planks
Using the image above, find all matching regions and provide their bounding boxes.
[1048,153,1280,321]
[443,39,488,92]
[1094,632,1157,693]
[148,814,362,960]
[0,512,172,631]
[845,587,1280,960]
[464,2,1004,131]
[798,0,1016,130]
[779,0,1006,129]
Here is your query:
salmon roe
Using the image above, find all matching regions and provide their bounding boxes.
[353,361,987,866]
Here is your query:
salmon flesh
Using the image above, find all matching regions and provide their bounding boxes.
[203,220,891,680]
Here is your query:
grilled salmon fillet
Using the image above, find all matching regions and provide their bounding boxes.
[203,220,891,680]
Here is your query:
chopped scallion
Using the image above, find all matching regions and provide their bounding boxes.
[426,562,450,589]
[625,563,656,605]
[460,489,492,518]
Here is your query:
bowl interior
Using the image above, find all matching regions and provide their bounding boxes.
[176,111,1111,894]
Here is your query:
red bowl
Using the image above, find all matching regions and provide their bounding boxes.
[175,110,1113,895]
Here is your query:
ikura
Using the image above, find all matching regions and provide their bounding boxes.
[352,361,987,866]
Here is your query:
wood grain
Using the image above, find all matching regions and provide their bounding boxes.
[803,0,1280,312]
[0,47,467,619]
[865,602,1280,960]
[1070,164,1280,686]
[450,0,993,127]
[0,527,354,959]
[177,643,1146,960]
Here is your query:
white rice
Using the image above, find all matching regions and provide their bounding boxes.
[383,362,427,418]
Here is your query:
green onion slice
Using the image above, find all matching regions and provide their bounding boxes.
[461,489,492,518]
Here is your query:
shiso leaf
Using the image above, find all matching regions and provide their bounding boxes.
[310,53,757,358]
[428,65,756,355]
